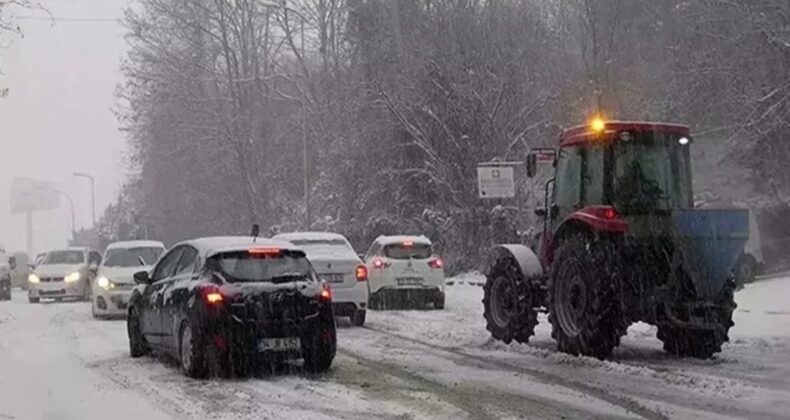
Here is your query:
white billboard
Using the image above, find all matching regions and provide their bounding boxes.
[10,178,60,214]
[477,166,515,199]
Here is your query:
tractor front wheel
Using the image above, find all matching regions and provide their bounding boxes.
[483,257,538,344]
[548,235,627,359]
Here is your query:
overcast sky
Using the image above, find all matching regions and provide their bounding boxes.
[0,0,128,256]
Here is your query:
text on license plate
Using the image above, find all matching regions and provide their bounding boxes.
[257,337,301,352]
[322,273,345,283]
[396,277,423,286]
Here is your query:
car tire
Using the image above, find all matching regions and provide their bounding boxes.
[179,321,208,378]
[351,309,366,326]
[734,254,757,287]
[303,317,336,374]
[28,297,40,304]
[127,308,149,358]
[434,297,445,310]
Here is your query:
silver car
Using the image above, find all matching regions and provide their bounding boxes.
[27,247,102,303]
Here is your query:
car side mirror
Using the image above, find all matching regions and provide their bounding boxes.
[526,154,537,178]
[8,257,16,271]
[550,204,560,218]
[133,271,150,284]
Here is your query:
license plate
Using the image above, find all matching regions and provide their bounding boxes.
[322,273,345,283]
[396,277,423,286]
[257,337,301,352]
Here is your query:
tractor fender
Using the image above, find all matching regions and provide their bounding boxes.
[489,244,543,280]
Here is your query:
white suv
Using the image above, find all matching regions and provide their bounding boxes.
[364,235,445,310]
[274,232,369,326]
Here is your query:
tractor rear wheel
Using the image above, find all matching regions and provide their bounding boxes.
[658,279,736,359]
[483,257,538,344]
[548,235,627,359]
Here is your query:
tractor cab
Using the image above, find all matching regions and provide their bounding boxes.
[528,120,696,265]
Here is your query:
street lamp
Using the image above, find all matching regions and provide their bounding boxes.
[258,0,310,229]
[72,172,95,227]
[55,190,76,240]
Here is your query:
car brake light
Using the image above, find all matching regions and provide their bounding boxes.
[248,247,281,256]
[201,285,224,305]
[603,207,617,220]
[372,258,390,269]
[319,284,332,302]
[428,258,444,269]
[355,264,368,281]
[402,240,414,247]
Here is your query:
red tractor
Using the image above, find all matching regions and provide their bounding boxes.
[483,120,749,359]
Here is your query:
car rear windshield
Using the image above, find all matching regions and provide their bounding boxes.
[288,239,354,255]
[383,243,432,260]
[43,251,85,265]
[207,250,316,283]
[105,247,164,268]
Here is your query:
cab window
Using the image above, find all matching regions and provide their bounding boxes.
[554,146,583,212]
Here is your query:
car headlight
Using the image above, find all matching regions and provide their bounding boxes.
[28,273,40,284]
[64,272,80,283]
[96,276,113,290]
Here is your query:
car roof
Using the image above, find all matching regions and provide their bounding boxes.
[175,236,302,258]
[105,240,166,250]
[273,232,348,242]
[374,235,432,246]
[49,247,89,253]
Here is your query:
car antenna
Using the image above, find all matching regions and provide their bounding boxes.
[251,224,260,243]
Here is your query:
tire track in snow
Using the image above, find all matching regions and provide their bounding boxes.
[361,325,668,420]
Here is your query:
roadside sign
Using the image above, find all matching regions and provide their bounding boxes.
[478,166,515,199]
[10,178,60,214]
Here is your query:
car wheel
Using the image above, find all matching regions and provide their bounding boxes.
[127,308,149,358]
[179,321,207,378]
[303,317,336,373]
[28,297,40,304]
[351,309,366,326]
[434,297,445,310]
[734,254,757,287]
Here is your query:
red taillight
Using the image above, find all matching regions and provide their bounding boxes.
[603,207,617,220]
[428,258,444,269]
[248,247,281,256]
[355,264,368,281]
[372,258,390,269]
[402,240,414,247]
[201,285,224,305]
[319,284,332,302]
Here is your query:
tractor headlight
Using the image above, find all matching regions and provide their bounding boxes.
[97,276,113,290]
[28,273,40,284]
[64,272,80,283]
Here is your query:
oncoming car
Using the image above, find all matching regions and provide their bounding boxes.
[92,240,166,319]
[28,248,102,303]
[364,235,445,310]
[274,232,369,326]
[127,237,336,378]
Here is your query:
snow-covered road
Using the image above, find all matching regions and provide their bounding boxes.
[1,274,789,420]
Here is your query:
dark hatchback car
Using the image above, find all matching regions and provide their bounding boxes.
[126,237,336,378]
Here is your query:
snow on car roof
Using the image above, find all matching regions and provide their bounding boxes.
[182,236,302,257]
[375,235,432,246]
[105,240,165,250]
[273,232,348,242]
